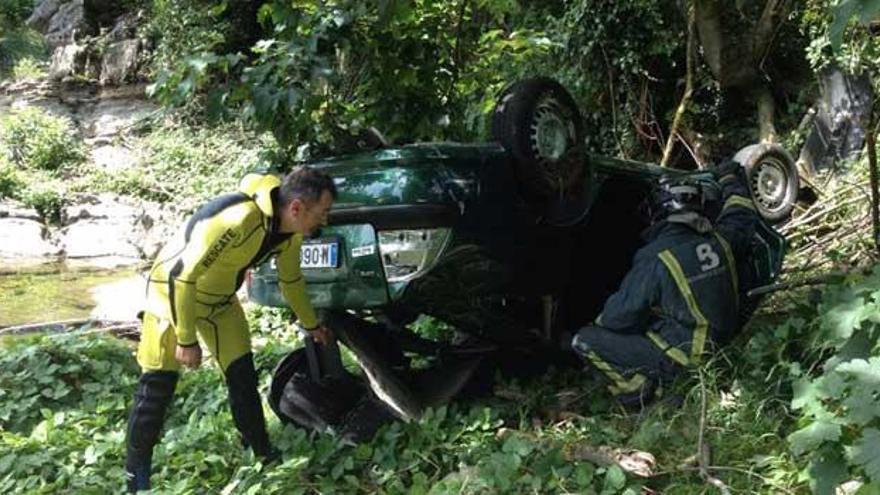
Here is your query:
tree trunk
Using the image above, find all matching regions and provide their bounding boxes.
[756,85,777,142]
[693,0,789,145]
[694,0,722,80]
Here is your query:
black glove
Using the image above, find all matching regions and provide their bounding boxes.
[714,159,744,184]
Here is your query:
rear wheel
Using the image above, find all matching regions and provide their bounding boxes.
[491,78,586,199]
[732,143,799,224]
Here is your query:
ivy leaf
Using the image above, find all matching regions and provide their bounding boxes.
[822,296,873,346]
[849,429,880,480]
[602,465,626,492]
[831,0,880,50]
[789,421,841,456]
[837,358,880,425]
[809,445,849,495]
[792,378,829,415]
[501,435,535,457]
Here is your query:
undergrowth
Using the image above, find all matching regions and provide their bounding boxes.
[0,291,846,494]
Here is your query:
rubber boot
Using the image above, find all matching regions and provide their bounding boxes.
[125,371,179,493]
[225,353,280,462]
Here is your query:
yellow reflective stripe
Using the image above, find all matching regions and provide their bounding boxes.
[586,351,646,394]
[722,195,756,212]
[713,232,738,297]
[658,250,709,363]
[609,375,647,396]
[719,174,738,185]
[646,331,690,366]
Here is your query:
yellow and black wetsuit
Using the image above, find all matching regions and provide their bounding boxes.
[137,173,319,373]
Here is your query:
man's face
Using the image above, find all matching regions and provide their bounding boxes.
[288,189,333,236]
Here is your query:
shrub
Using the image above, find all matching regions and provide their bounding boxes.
[146,0,230,74]
[0,0,32,26]
[0,27,45,74]
[10,56,45,80]
[0,107,85,172]
[0,157,24,199]
[21,181,66,223]
[131,124,274,210]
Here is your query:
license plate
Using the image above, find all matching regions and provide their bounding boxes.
[301,241,339,269]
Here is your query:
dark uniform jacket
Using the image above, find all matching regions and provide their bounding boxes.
[594,174,758,366]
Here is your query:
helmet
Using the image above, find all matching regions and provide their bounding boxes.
[647,175,705,224]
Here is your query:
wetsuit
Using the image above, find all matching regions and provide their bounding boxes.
[126,173,318,492]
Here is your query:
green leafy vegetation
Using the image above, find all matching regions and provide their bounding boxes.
[0,107,84,172]
[73,122,277,213]
[0,0,46,76]
[0,107,82,222]
[0,0,878,493]
[9,56,45,80]
[0,288,859,493]
[783,268,880,493]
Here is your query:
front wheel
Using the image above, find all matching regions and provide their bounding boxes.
[732,143,799,224]
[491,77,586,199]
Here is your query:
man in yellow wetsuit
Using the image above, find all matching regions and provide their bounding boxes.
[125,167,336,492]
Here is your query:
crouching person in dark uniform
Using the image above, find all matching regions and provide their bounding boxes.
[571,160,759,409]
[125,167,337,492]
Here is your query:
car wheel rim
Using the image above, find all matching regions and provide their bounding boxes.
[751,157,789,212]
[530,97,572,162]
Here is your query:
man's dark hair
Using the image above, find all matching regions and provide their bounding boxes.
[279,166,337,205]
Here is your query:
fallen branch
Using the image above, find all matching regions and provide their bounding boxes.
[0,318,92,335]
[868,115,879,253]
[566,444,656,478]
[653,465,796,494]
[0,319,139,338]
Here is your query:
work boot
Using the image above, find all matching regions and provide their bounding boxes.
[125,371,179,493]
[614,379,657,414]
[225,353,279,461]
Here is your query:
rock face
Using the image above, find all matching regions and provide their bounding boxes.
[48,42,86,80]
[25,0,62,32]
[100,39,139,85]
[0,201,63,269]
[59,194,145,268]
[0,79,157,164]
[1,2,178,271]
[29,0,145,84]
[0,195,180,271]
[45,0,87,49]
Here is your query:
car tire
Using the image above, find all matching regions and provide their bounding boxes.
[732,143,799,224]
[491,77,585,199]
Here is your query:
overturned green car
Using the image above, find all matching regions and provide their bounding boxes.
[247,78,797,441]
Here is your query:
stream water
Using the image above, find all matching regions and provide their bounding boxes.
[0,266,145,327]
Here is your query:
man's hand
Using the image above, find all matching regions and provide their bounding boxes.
[308,325,335,346]
[175,344,203,369]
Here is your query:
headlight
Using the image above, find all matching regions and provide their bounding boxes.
[378,228,451,282]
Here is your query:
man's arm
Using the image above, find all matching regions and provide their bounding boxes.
[594,256,660,334]
[276,235,327,342]
[714,160,761,257]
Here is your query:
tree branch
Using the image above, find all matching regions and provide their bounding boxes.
[868,110,879,254]
[661,1,696,167]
